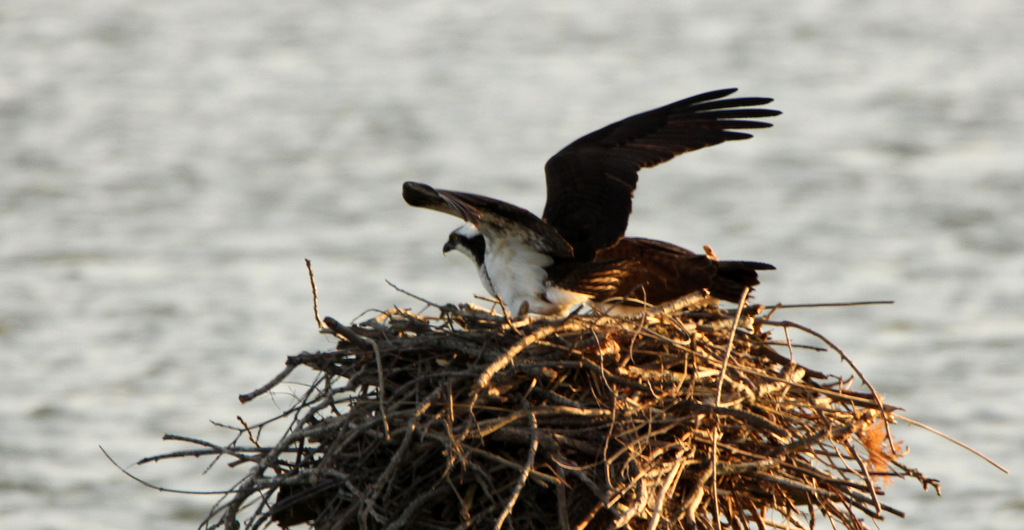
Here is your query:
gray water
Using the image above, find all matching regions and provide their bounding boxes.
[2,1,1023,528]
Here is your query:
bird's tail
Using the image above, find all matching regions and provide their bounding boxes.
[709,260,775,303]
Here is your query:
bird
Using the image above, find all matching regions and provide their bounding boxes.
[403,88,779,316]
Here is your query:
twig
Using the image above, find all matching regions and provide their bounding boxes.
[647,458,685,530]
[305,259,324,329]
[763,318,897,454]
[645,289,714,317]
[239,361,298,403]
[470,321,565,405]
[772,300,895,309]
[895,414,1008,474]
[385,278,445,308]
[100,446,234,495]
[844,439,883,517]
[493,412,539,529]
[322,316,375,347]
[715,288,751,405]
[370,340,391,440]
[711,286,750,530]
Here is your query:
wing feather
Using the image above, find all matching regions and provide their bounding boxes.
[543,88,780,259]
[403,181,573,257]
[590,238,774,304]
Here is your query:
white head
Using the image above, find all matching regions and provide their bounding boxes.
[443,225,486,266]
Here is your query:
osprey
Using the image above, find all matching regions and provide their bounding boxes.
[403,88,779,316]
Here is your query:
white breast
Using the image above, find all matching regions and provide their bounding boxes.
[481,235,590,316]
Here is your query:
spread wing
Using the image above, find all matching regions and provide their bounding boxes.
[542,88,780,259]
[403,181,574,257]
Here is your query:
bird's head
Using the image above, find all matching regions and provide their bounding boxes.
[444,225,486,266]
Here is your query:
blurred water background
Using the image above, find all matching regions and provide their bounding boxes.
[2,1,1023,528]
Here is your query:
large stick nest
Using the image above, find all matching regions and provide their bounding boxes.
[161,293,941,529]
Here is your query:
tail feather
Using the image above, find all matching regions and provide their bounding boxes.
[709,260,775,303]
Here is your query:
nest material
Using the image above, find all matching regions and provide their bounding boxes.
[185,293,939,529]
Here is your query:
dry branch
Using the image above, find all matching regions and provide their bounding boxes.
[146,295,942,529]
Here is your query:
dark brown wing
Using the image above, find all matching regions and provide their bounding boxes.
[542,88,780,259]
[402,181,462,217]
[402,181,573,257]
[590,238,774,304]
